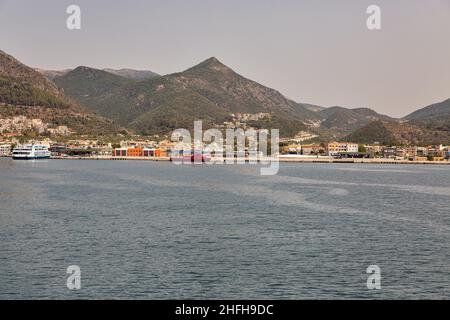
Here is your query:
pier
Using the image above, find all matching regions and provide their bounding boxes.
[45,155,450,165]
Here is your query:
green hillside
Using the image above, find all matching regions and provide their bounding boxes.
[404,98,450,122]
[55,57,321,137]
[346,120,450,146]
[0,50,118,136]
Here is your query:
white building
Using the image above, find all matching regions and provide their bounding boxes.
[327,142,359,156]
[346,143,359,153]
[0,144,11,156]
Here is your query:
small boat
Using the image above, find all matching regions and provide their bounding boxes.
[12,144,51,160]
[191,152,211,163]
[170,151,211,163]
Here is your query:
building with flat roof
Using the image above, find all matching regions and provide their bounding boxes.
[113,146,157,157]
[0,144,11,156]
[326,142,358,156]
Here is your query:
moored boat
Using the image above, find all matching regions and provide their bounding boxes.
[12,145,51,160]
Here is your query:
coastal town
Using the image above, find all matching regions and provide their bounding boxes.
[2,1,450,303]
[1,135,450,163]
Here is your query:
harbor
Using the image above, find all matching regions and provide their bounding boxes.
[44,155,450,165]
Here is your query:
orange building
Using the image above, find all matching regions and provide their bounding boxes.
[126,147,143,157]
[114,147,157,157]
[157,141,177,157]
[114,142,176,158]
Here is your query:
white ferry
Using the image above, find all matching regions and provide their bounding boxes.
[12,145,51,160]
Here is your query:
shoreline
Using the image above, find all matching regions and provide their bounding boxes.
[278,157,450,165]
[2,155,449,165]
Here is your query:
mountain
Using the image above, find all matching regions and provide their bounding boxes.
[318,106,394,134]
[103,68,159,80]
[35,68,71,81]
[340,97,450,146]
[347,97,450,146]
[345,121,400,145]
[303,104,325,112]
[0,50,116,135]
[346,119,450,146]
[403,98,450,123]
[55,57,322,136]
[37,68,159,81]
[42,53,450,142]
[171,58,319,116]
[53,66,133,108]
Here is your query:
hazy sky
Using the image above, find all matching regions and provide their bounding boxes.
[1,0,449,117]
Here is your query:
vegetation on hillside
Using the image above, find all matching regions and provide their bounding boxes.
[0,75,70,108]
[346,120,450,146]
[0,50,118,136]
[54,57,321,137]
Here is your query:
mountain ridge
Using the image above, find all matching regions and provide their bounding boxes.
[102,68,160,80]
[403,98,450,123]
[0,50,117,135]
[53,57,323,136]
[37,67,159,81]
[346,98,450,146]
[4,49,450,143]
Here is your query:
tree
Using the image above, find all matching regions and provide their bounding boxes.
[358,144,367,153]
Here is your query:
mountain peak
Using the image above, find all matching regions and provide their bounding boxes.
[0,49,118,135]
[0,49,61,96]
[63,66,129,81]
[204,56,221,64]
[72,66,100,73]
[103,68,160,80]
[184,56,231,74]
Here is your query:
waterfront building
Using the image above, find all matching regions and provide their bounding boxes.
[114,147,128,157]
[0,144,11,156]
[302,144,323,155]
[396,148,406,159]
[143,148,156,157]
[383,146,397,159]
[127,147,143,157]
[426,145,444,158]
[281,143,302,154]
[113,146,157,157]
[416,147,427,157]
[404,147,418,159]
[364,144,382,157]
[326,142,358,156]
[158,141,177,157]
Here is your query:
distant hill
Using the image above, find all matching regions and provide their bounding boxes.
[403,98,450,123]
[55,57,322,136]
[0,50,116,135]
[29,52,450,142]
[103,68,159,80]
[35,68,71,81]
[318,106,394,135]
[50,57,403,138]
[171,58,319,117]
[37,67,159,81]
[346,97,450,146]
[53,66,133,108]
[303,104,325,112]
[346,119,450,146]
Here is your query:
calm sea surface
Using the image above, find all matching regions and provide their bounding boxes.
[0,158,449,299]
